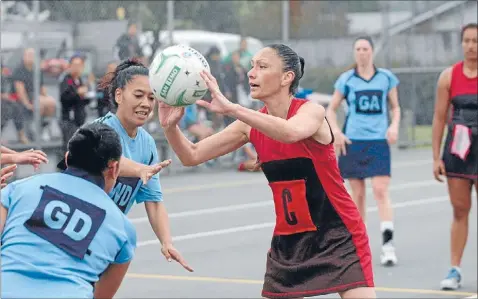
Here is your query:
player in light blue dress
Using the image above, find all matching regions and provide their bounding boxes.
[57,58,192,272]
[1,123,136,298]
[326,36,401,267]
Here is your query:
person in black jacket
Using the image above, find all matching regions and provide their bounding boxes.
[59,54,89,152]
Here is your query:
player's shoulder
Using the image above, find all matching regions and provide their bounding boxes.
[338,69,355,81]
[376,67,397,78]
[295,98,325,116]
[8,172,59,189]
[437,66,453,87]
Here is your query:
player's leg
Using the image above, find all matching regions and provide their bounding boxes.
[348,179,367,222]
[339,287,376,299]
[371,175,396,266]
[440,177,473,290]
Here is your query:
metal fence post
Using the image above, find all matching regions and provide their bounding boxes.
[32,0,42,148]
[282,0,289,44]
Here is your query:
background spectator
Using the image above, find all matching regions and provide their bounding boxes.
[58,54,89,152]
[11,48,57,142]
[1,60,27,144]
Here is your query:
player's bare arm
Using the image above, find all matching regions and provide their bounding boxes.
[432,67,452,161]
[162,110,249,166]
[228,100,326,144]
[326,90,346,135]
[94,262,131,299]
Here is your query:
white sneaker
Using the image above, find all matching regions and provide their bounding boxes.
[380,243,398,266]
[440,268,462,290]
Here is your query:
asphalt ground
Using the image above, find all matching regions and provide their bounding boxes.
[113,147,477,298]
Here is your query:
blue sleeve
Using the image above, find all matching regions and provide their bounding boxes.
[333,71,351,96]
[381,69,400,91]
[135,136,163,204]
[114,221,137,264]
[1,183,13,209]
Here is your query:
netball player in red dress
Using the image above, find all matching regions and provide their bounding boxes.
[432,23,478,290]
[159,44,375,299]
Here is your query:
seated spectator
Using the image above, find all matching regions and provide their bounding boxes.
[59,54,89,152]
[179,104,214,141]
[11,48,57,141]
[1,61,27,144]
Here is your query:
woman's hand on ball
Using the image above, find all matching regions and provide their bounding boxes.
[158,102,184,129]
[197,71,235,115]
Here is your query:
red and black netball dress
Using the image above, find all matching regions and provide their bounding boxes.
[443,61,478,181]
[250,98,374,298]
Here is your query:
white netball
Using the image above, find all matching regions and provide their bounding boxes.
[148,44,210,106]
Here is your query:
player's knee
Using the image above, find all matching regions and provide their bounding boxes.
[452,201,471,220]
[372,184,388,202]
[371,177,389,202]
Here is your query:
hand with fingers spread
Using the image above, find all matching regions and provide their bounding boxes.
[139,159,172,185]
[161,243,194,272]
[12,149,49,169]
[1,164,17,189]
[158,102,185,129]
[197,70,236,115]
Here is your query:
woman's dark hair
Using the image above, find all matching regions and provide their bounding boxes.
[67,122,122,175]
[267,44,305,94]
[98,58,149,108]
[354,36,374,50]
[461,23,478,41]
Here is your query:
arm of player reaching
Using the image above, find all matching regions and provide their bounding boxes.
[118,157,171,185]
[1,146,17,154]
[161,112,249,166]
[197,70,324,144]
[144,201,193,272]
[229,101,325,144]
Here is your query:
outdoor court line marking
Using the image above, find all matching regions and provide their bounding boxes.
[130,179,443,224]
[160,159,433,195]
[124,273,477,297]
[137,195,453,247]
[465,294,477,298]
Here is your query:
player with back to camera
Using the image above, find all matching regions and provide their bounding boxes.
[432,23,478,290]
[58,58,192,272]
[1,122,136,299]
[326,36,401,267]
[158,44,376,299]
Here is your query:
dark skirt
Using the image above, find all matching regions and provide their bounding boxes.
[443,127,478,181]
[338,139,391,179]
[261,224,374,299]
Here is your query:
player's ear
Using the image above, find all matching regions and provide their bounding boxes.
[115,88,123,106]
[281,71,294,88]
